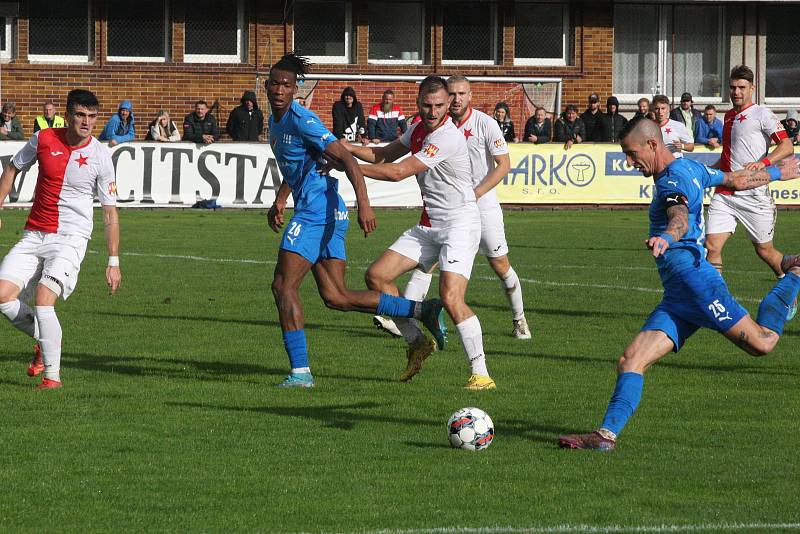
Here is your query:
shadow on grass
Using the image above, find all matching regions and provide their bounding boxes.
[472,304,645,320]
[169,401,573,444]
[85,311,388,340]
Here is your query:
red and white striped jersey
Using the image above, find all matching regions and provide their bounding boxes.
[453,108,509,210]
[13,128,117,239]
[717,103,787,196]
[659,119,693,158]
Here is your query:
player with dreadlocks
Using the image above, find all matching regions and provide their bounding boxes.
[265,52,445,388]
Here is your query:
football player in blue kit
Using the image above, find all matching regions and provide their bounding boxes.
[559,117,800,450]
[265,53,444,388]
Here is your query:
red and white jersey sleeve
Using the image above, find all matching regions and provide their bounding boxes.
[400,118,474,226]
[660,120,693,158]
[717,103,788,195]
[454,108,509,209]
[15,128,117,239]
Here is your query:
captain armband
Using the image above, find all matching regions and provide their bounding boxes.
[663,192,688,207]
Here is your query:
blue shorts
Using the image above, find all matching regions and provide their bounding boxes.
[280,201,349,264]
[642,260,748,351]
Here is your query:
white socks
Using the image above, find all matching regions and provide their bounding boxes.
[456,315,488,376]
[35,306,62,381]
[396,270,433,344]
[500,267,525,320]
[0,299,38,338]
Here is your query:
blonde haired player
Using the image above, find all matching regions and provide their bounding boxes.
[0,89,121,389]
[374,75,530,343]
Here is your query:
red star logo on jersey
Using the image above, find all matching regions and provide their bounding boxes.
[664,128,672,134]
[463,128,473,139]
[75,153,89,167]
[738,114,748,123]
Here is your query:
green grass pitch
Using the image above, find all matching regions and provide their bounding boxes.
[1,207,799,532]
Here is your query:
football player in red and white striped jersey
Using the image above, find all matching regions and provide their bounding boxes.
[0,89,121,390]
[706,65,795,280]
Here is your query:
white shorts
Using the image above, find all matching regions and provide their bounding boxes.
[706,192,776,244]
[478,201,509,258]
[389,217,481,280]
[0,231,88,300]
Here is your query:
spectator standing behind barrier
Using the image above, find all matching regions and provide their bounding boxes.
[494,102,516,142]
[0,103,24,140]
[367,90,407,144]
[33,101,65,133]
[632,97,650,120]
[694,104,724,149]
[183,100,220,145]
[599,96,628,142]
[146,110,180,142]
[781,110,800,145]
[554,104,586,150]
[669,92,702,133]
[523,107,551,144]
[99,100,135,147]
[332,86,366,142]
[580,92,603,141]
[226,90,264,141]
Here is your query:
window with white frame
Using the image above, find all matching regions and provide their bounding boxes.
[613,4,727,102]
[293,1,351,64]
[368,1,424,64]
[28,0,91,62]
[442,1,497,65]
[765,5,800,101]
[185,0,245,63]
[0,17,11,59]
[107,0,168,62]
[514,2,570,66]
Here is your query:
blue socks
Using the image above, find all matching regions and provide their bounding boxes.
[376,293,416,318]
[282,329,309,370]
[756,272,800,336]
[600,372,644,437]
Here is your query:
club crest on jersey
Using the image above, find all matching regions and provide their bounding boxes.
[108,182,117,195]
[494,139,505,149]
[422,143,439,158]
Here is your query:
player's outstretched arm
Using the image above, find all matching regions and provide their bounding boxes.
[646,202,688,258]
[0,162,21,209]
[268,182,291,233]
[360,155,429,183]
[325,140,376,236]
[723,157,800,191]
[474,154,511,200]
[344,138,409,164]
[103,205,122,294]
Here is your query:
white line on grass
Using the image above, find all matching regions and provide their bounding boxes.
[355,522,800,533]
[87,250,763,304]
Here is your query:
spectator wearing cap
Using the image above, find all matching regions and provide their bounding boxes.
[598,96,628,143]
[781,110,800,145]
[669,92,702,133]
[580,92,603,142]
[694,104,724,149]
[633,97,651,120]
[554,104,586,150]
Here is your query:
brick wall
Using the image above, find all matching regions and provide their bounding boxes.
[0,1,615,140]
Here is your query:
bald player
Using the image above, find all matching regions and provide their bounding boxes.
[558,117,800,451]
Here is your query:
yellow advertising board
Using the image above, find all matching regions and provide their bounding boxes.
[496,144,800,205]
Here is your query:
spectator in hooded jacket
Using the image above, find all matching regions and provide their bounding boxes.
[332,86,366,142]
[781,110,800,145]
[226,90,264,141]
[494,102,516,142]
[523,107,551,144]
[599,95,628,142]
[99,100,135,146]
[183,100,220,144]
[0,102,24,140]
[146,110,181,142]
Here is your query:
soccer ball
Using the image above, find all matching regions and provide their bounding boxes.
[447,407,494,451]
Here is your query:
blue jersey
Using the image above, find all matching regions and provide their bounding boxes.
[649,158,725,281]
[269,101,339,222]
